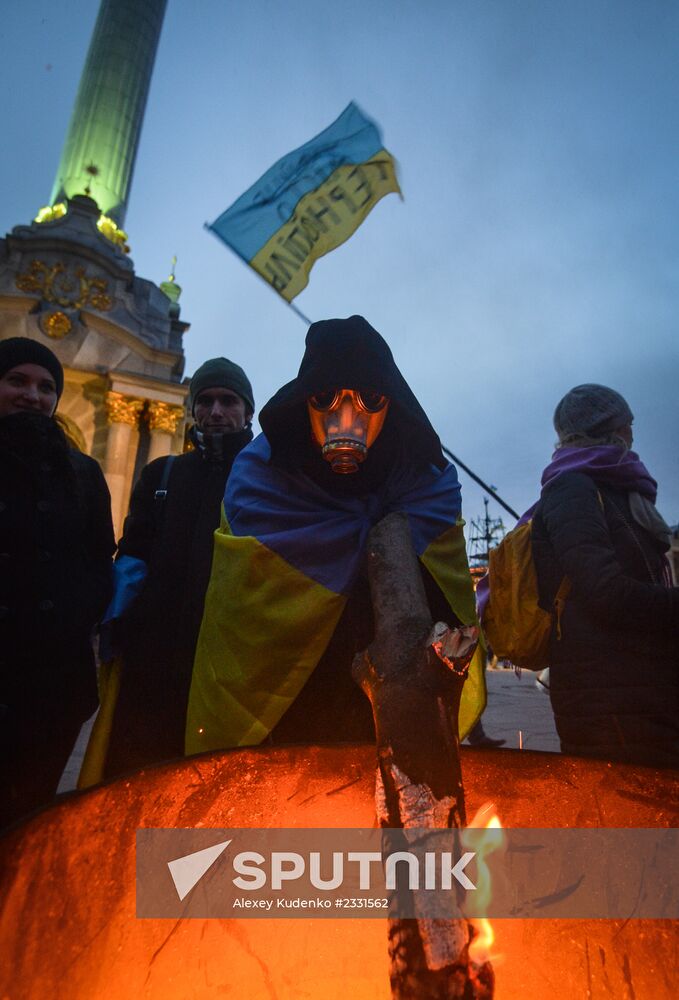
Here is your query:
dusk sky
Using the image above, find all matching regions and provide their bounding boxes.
[2,0,677,529]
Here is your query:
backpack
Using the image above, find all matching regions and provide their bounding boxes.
[482,519,570,671]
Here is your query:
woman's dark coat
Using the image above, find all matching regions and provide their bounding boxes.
[0,412,114,827]
[532,470,679,766]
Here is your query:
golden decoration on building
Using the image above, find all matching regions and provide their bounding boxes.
[147,401,185,434]
[34,203,67,224]
[97,214,130,253]
[41,310,73,340]
[15,260,113,311]
[34,202,130,253]
[105,391,144,427]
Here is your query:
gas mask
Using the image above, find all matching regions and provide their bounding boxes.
[307,388,389,474]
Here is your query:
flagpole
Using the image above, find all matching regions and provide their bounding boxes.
[442,446,519,520]
[286,300,312,325]
[205,223,312,326]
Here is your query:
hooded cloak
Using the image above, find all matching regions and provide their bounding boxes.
[186,317,483,753]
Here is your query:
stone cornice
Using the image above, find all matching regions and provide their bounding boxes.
[108,370,188,407]
[0,293,36,313]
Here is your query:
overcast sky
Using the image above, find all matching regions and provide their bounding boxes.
[2,0,677,528]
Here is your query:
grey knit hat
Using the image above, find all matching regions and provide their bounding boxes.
[189,357,254,415]
[0,336,64,398]
[553,384,633,442]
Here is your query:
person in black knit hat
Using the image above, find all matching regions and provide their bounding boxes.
[0,337,114,829]
[97,356,256,778]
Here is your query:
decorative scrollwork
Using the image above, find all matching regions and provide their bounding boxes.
[105,391,144,427]
[15,260,113,311]
[147,401,185,434]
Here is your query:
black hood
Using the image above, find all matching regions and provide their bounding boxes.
[259,316,445,480]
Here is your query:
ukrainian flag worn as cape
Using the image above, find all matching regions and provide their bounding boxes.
[186,434,485,754]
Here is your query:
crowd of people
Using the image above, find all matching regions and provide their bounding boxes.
[1,322,677,830]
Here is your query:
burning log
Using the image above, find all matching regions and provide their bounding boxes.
[352,511,494,999]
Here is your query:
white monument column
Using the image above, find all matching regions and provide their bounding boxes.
[104,390,144,536]
[146,400,185,463]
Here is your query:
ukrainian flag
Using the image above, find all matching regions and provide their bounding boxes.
[207,103,401,302]
[186,436,485,755]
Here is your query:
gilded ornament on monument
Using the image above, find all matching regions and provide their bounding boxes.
[15,259,113,311]
[105,391,144,427]
[147,401,185,434]
[40,310,73,339]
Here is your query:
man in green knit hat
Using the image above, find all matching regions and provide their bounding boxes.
[98,357,255,777]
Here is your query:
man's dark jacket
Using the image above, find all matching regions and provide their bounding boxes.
[106,430,251,776]
[532,471,679,766]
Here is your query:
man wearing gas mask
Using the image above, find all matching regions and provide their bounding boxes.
[186,317,484,753]
[97,358,255,777]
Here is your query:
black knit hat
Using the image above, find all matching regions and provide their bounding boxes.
[0,337,64,398]
[189,357,254,415]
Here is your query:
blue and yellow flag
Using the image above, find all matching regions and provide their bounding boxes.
[207,103,401,302]
[186,436,485,755]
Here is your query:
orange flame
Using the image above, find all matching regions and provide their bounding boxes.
[463,802,504,965]
[469,917,495,965]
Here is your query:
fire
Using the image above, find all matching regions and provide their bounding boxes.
[1,746,675,998]
[463,801,505,966]
[466,802,500,830]
[469,917,495,965]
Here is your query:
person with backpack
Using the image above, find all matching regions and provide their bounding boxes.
[93,358,255,779]
[484,383,678,767]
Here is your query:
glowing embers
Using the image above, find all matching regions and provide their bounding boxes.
[463,801,505,967]
[307,388,389,474]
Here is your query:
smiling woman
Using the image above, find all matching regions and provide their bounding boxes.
[0,362,59,418]
[0,337,115,830]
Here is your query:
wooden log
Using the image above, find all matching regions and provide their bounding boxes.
[352,511,493,999]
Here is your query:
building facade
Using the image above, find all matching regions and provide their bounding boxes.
[0,0,190,538]
[0,194,189,536]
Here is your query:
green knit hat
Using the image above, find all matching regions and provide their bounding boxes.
[189,357,255,415]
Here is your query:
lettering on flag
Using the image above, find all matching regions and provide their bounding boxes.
[208,103,401,303]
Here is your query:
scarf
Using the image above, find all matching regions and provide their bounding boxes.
[477,445,670,618]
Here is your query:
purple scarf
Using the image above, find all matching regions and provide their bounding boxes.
[476,446,658,618]
[540,445,657,501]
